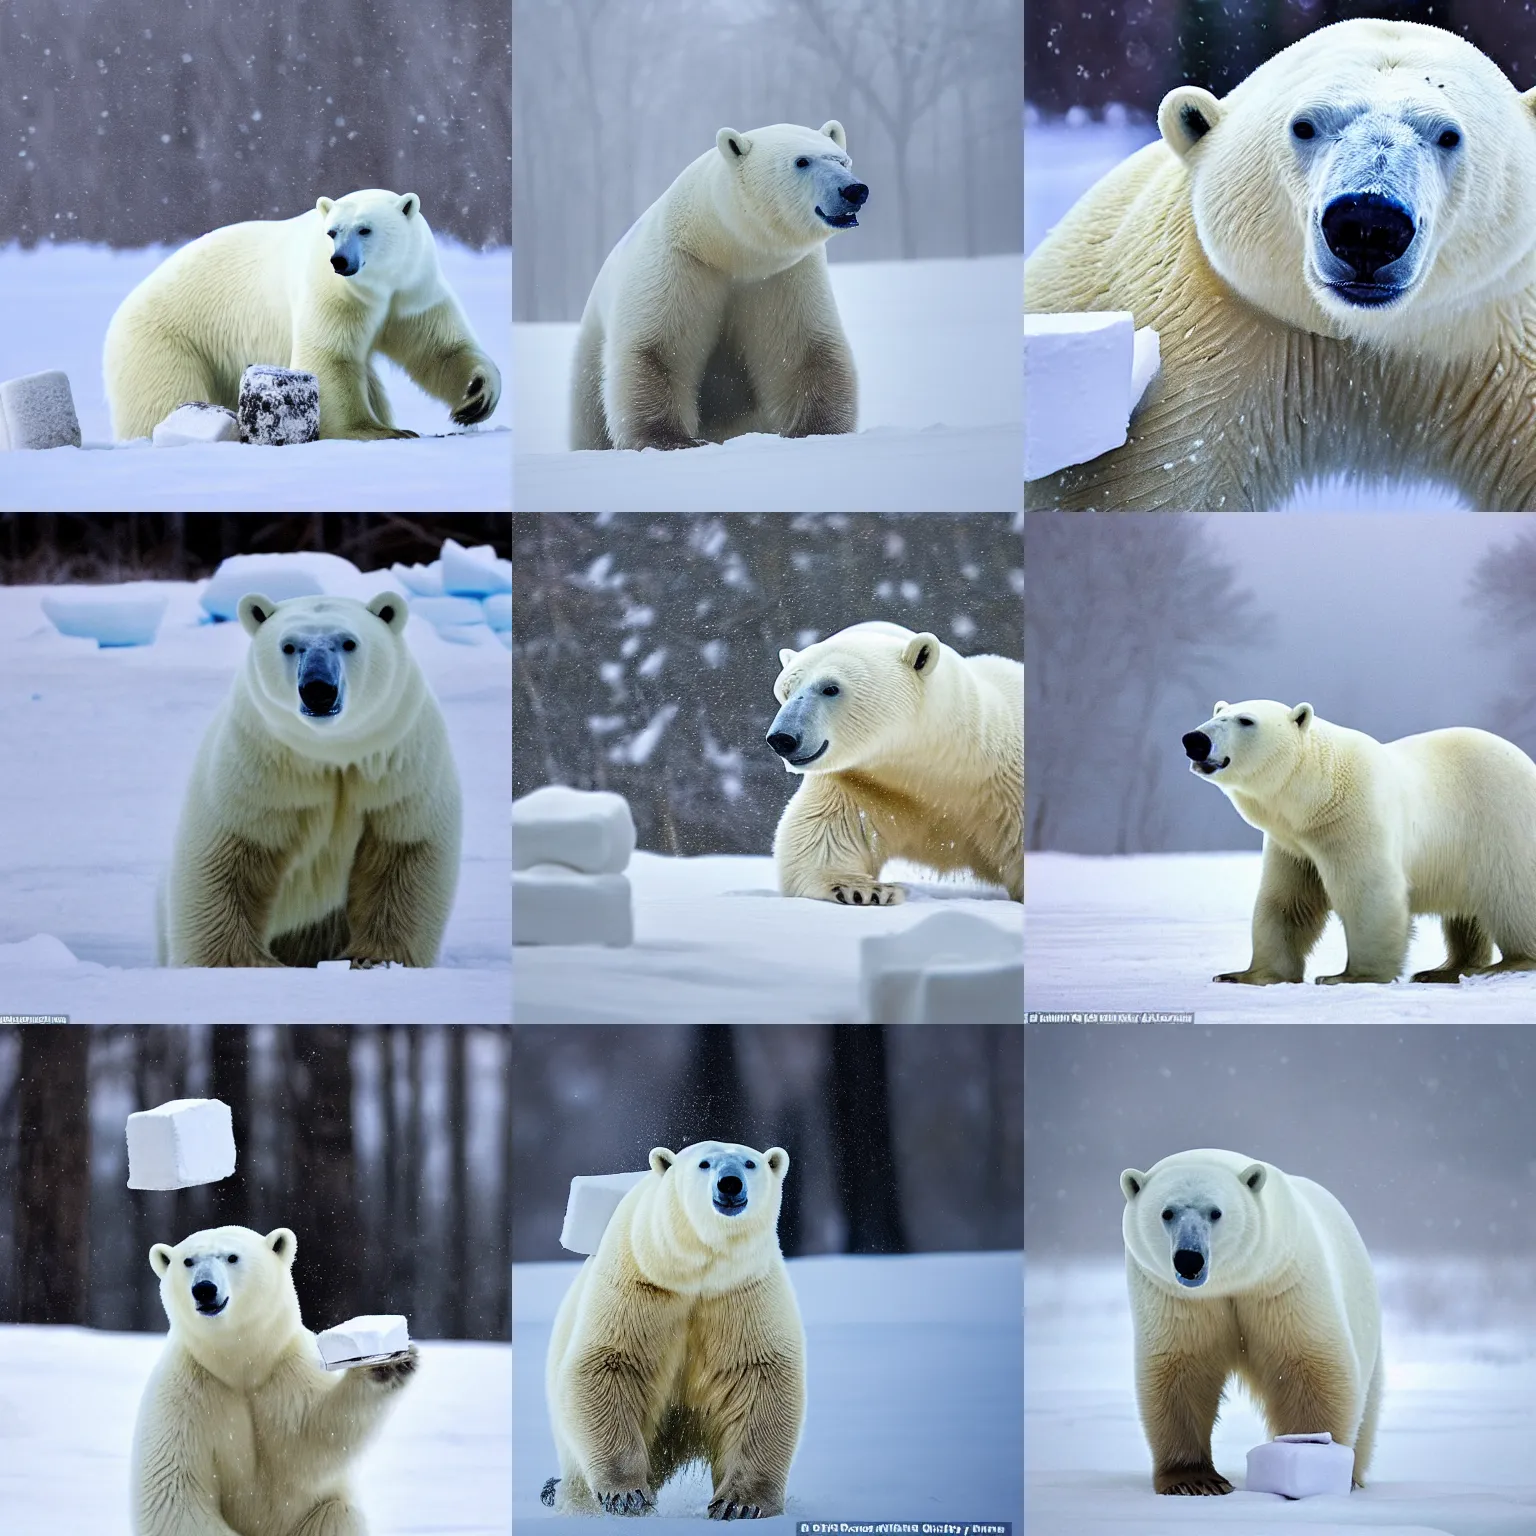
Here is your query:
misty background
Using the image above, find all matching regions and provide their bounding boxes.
[1026,513,1536,853]
[514,512,1023,858]
[0,0,509,249]
[511,0,1023,321]
[0,1026,512,1340]
[1025,1024,1536,1261]
[512,1024,1022,1263]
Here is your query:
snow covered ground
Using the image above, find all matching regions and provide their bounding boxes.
[513,850,1021,1023]
[0,241,511,510]
[1025,852,1536,1022]
[0,576,510,1024]
[1027,1259,1536,1535]
[0,1324,509,1533]
[513,256,1023,511]
[516,1251,1023,1531]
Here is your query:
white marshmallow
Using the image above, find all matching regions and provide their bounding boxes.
[513,864,633,946]
[316,1314,410,1369]
[151,402,240,447]
[1245,1433,1354,1499]
[860,911,1023,1024]
[126,1098,236,1190]
[560,1171,649,1254]
[0,369,82,451]
[513,785,637,875]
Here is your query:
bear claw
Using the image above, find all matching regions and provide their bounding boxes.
[709,1498,764,1519]
[598,1489,653,1515]
[540,1478,559,1508]
[831,882,902,906]
[366,1343,419,1386]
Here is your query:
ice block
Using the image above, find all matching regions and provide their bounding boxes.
[126,1098,236,1190]
[560,1170,649,1254]
[1245,1432,1354,1498]
[316,1314,411,1370]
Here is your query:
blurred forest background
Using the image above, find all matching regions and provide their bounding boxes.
[1026,514,1536,855]
[0,513,510,585]
[513,512,1023,858]
[0,0,509,249]
[1025,0,1536,116]
[0,1026,512,1339]
[512,1024,1023,1262]
[512,0,1023,320]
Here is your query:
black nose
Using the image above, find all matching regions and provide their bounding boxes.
[300,679,338,713]
[191,1280,219,1306]
[841,181,869,208]
[1321,193,1415,276]
[718,1175,743,1198]
[330,254,348,273]
[1173,1248,1205,1280]
[767,731,800,758]
[1183,730,1211,761]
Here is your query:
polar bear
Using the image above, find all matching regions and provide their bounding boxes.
[1184,698,1536,983]
[105,188,501,441]
[542,1141,804,1519]
[767,622,1023,904]
[1121,1149,1382,1495]
[131,1224,417,1536]
[571,120,866,450]
[161,591,461,968]
[1026,20,1536,509]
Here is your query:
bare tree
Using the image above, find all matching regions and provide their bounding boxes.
[291,1028,361,1329]
[826,1026,907,1254]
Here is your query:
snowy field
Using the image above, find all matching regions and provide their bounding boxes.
[515,1251,1023,1531]
[513,256,1023,511]
[513,850,1021,1023]
[0,578,510,1024]
[1027,1259,1536,1535]
[0,241,511,510]
[1025,852,1536,1022]
[0,1324,509,1534]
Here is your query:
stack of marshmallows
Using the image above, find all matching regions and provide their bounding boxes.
[512,785,636,947]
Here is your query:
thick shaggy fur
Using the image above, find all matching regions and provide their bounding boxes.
[1122,1150,1382,1496]
[572,121,861,450]
[132,1225,417,1536]
[105,189,500,441]
[1026,21,1536,509]
[1186,698,1536,983]
[770,622,1023,905]
[162,592,461,968]
[543,1142,805,1519]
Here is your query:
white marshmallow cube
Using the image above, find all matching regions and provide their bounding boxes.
[1245,1433,1354,1499]
[860,911,1023,1024]
[560,1171,649,1254]
[513,785,637,875]
[126,1098,236,1190]
[0,369,82,451]
[514,864,633,946]
[152,402,240,447]
[316,1314,410,1369]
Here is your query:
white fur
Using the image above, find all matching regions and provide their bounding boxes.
[162,592,461,968]
[131,1225,415,1536]
[572,121,861,449]
[105,188,501,440]
[770,621,1023,905]
[1188,697,1536,983]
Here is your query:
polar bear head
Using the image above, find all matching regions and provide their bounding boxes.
[314,188,432,285]
[1121,1151,1274,1296]
[768,621,945,775]
[237,591,426,767]
[627,1140,790,1295]
[713,120,868,250]
[1157,20,1536,354]
[151,1225,303,1379]
[1182,698,1315,796]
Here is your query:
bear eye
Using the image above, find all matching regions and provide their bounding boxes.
[342,639,356,652]
[1292,118,1316,140]
[1160,1208,1174,1221]
[183,1257,194,1268]
[745,1160,755,1169]
[795,156,809,168]
[1438,128,1461,149]
[227,1254,238,1263]
[359,226,372,236]
[821,684,839,697]
[699,1159,711,1169]
[1209,1209,1222,1221]
[326,227,337,238]
[1237,716,1254,727]
[282,642,296,655]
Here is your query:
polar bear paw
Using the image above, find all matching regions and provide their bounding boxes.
[366,1343,419,1387]
[452,371,497,426]
[597,1488,654,1515]
[1213,968,1296,985]
[830,880,905,906]
[1155,1465,1233,1496]
[708,1495,771,1520]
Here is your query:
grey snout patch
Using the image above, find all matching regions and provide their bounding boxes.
[298,648,344,717]
[768,687,831,766]
[330,231,364,277]
[1171,1215,1210,1287]
[191,1260,228,1315]
[712,1154,749,1214]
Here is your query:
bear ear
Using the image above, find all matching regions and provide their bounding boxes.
[901,632,941,676]
[717,127,753,161]
[1240,1162,1267,1194]
[1214,700,1230,713]
[368,591,409,631]
[820,120,846,150]
[397,192,420,219]
[649,1147,677,1175]
[150,1243,175,1277]
[1120,1169,1147,1203]
[239,593,278,636]
[1158,86,1224,159]
[765,1147,790,1177]
[1291,702,1314,730]
[778,647,799,670]
[266,1228,297,1267]
[316,196,334,218]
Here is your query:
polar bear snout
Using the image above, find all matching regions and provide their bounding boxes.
[188,1257,231,1315]
[711,1160,751,1215]
[1173,1247,1207,1285]
[816,179,869,229]
[1320,193,1417,294]
[328,229,365,278]
[1183,730,1212,761]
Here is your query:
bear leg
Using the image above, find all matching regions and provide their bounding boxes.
[1139,1351,1234,1495]
[1316,870,1410,984]
[105,332,226,441]
[169,832,288,967]
[343,827,455,967]
[1215,843,1326,983]
[570,316,613,448]
[773,778,901,904]
[1412,913,1492,982]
